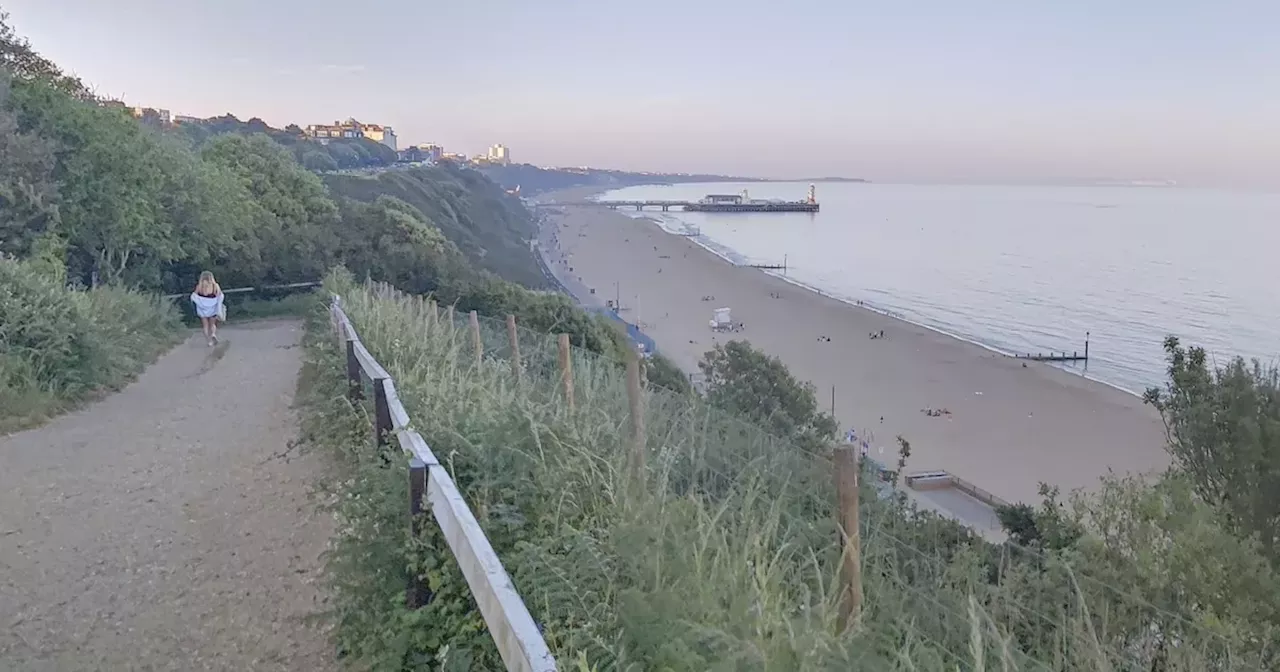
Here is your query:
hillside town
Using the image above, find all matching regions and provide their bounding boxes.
[104,101,512,168]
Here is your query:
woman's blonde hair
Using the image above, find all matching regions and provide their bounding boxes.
[196,271,220,296]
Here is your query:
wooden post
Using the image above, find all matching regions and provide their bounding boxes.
[469,310,483,365]
[506,314,521,382]
[834,444,862,631]
[406,457,433,608]
[373,378,392,450]
[330,301,341,346]
[1084,331,1090,363]
[345,339,364,401]
[626,351,646,484]
[558,333,574,411]
[427,299,437,327]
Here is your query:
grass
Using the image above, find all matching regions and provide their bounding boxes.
[0,257,183,434]
[305,274,1261,671]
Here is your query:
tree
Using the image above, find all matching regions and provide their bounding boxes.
[8,78,184,286]
[1143,336,1280,558]
[326,141,361,169]
[0,11,89,98]
[300,149,337,172]
[0,74,59,260]
[697,340,838,452]
[334,195,466,295]
[643,353,691,396]
[202,133,340,283]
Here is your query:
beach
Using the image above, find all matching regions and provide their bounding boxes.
[535,187,1170,510]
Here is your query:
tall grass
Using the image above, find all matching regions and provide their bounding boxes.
[0,257,182,432]
[315,274,1262,671]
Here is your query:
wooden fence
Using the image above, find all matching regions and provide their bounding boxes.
[329,295,557,672]
[161,280,322,300]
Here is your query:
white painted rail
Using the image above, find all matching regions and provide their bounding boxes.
[329,295,557,672]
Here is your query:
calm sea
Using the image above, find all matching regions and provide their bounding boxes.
[601,182,1280,394]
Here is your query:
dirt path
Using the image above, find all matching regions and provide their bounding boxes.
[0,321,336,671]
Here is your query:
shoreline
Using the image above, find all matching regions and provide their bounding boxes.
[759,268,1145,399]
[532,186,1170,510]
[597,189,1146,400]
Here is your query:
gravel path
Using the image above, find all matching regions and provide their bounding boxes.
[0,321,336,671]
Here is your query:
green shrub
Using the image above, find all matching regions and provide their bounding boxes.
[0,256,181,431]
[309,275,1277,671]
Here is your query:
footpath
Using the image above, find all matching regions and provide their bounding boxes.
[0,321,335,671]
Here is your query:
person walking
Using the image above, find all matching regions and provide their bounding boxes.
[191,271,225,346]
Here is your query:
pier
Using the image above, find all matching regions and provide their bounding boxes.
[544,199,819,213]
[1011,332,1090,364]
[542,185,821,213]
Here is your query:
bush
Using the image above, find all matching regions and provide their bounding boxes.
[315,276,1256,671]
[0,256,181,431]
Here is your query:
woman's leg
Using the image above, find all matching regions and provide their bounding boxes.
[209,315,218,343]
[200,317,213,344]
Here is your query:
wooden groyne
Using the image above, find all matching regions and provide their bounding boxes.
[746,255,788,273]
[1012,332,1090,364]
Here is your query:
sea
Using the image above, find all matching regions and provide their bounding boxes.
[600,182,1280,395]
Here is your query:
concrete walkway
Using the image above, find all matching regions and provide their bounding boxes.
[0,321,335,671]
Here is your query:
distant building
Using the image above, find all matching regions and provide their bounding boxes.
[397,143,442,163]
[305,118,398,150]
[361,124,397,150]
[129,107,171,124]
[173,114,202,124]
[487,143,511,165]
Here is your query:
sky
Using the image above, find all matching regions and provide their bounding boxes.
[5,0,1279,188]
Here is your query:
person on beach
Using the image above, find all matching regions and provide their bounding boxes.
[191,271,225,347]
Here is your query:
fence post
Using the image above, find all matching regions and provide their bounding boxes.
[332,308,342,348]
[506,314,521,382]
[470,310,483,365]
[834,443,862,631]
[427,299,437,327]
[406,457,433,608]
[345,339,363,401]
[557,333,574,411]
[626,351,645,484]
[373,378,392,451]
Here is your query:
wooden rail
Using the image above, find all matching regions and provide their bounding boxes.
[161,280,322,300]
[329,295,557,672]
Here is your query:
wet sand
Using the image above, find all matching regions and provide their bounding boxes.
[534,187,1169,507]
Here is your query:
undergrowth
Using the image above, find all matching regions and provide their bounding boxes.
[0,256,182,433]
[295,300,507,671]
[302,271,1260,671]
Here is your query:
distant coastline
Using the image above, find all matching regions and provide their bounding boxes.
[479,163,871,196]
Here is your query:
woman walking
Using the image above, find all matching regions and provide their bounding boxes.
[191,271,225,346]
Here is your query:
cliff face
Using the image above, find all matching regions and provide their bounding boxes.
[324,165,549,289]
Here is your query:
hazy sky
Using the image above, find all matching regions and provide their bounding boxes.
[5,0,1279,187]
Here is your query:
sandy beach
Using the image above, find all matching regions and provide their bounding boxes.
[534,187,1169,511]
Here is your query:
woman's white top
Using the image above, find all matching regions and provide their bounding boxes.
[191,292,224,318]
